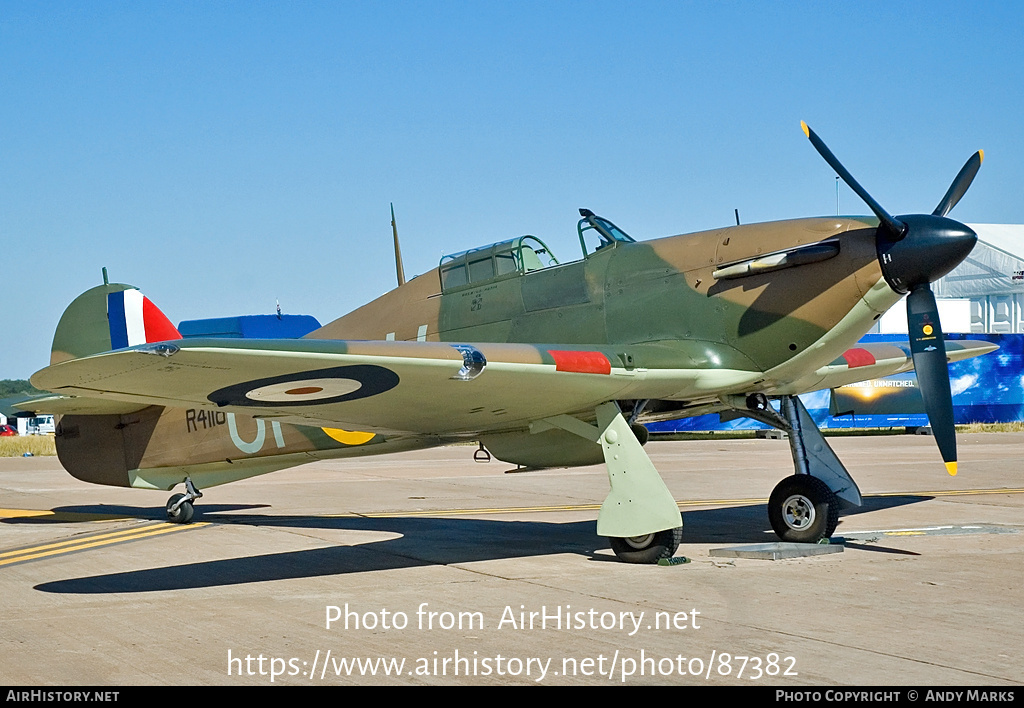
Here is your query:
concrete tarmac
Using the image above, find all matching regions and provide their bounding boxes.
[1,432,1021,686]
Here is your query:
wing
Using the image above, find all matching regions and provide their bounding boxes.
[31,338,753,435]
[778,340,998,395]
[30,337,999,434]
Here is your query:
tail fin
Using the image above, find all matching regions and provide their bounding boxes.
[50,283,181,365]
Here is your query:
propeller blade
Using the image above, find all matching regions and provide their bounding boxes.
[933,150,984,218]
[801,121,906,240]
[906,285,958,475]
[800,123,981,474]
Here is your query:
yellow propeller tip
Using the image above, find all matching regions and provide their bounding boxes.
[978,149,984,164]
[800,120,810,138]
[945,461,958,476]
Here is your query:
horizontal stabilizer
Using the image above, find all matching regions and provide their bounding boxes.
[11,393,148,417]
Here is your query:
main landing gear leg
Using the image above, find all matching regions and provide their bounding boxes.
[532,403,684,565]
[593,402,682,562]
[729,394,862,543]
[166,477,203,524]
[533,402,682,562]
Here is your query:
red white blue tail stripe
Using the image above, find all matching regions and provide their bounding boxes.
[107,288,181,349]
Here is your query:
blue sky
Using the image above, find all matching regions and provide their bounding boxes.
[2,1,1022,378]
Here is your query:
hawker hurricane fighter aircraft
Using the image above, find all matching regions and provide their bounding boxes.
[29,124,995,563]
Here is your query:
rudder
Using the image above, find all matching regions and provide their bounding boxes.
[50,283,181,365]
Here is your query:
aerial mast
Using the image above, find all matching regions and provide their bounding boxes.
[391,203,406,287]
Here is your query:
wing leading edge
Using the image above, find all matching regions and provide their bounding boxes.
[31,337,998,434]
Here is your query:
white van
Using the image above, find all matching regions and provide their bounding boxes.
[27,415,55,435]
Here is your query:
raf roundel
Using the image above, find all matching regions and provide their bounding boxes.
[244,378,363,403]
[208,365,400,407]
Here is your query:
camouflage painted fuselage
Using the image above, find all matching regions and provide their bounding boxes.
[316,216,892,380]
[48,215,907,490]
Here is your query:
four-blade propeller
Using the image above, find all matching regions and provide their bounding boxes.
[801,122,982,475]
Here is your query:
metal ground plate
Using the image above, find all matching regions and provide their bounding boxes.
[709,541,844,560]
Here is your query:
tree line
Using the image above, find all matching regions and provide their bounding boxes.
[0,380,44,398]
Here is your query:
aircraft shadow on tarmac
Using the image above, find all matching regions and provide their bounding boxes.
[29,494,929,595]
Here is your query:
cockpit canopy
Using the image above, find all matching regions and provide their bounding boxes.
[439,235,559,292]
[577,208,636,256]
[437,210,635,293]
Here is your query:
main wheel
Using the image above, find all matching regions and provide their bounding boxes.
[166,493,195,524]
[609,526,683,563]
[768,475,838,543]
[630,423,649,446]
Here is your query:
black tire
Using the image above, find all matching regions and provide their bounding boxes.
[824,504,840,538]
[166,493,195,524]
[630,423,649,446]
[609,526,683,563]
[768,475,837,543]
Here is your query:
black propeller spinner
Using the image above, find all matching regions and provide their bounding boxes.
[801,121,982,476]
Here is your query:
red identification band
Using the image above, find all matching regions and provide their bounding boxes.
[548,350,612,375]
[842,348,876,368]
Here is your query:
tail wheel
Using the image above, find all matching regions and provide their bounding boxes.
[768,475,838,543]
[166,493,195,524]
[609,526,682,564]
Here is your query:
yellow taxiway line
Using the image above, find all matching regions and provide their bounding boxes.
[0,521,208,568]
[0,508,145,522]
